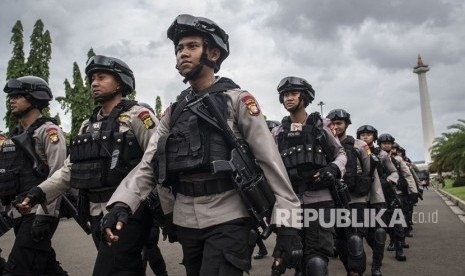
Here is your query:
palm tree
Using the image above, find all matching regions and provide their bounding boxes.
[429,119,465,177]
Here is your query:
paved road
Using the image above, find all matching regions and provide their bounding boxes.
[1,188,465,275]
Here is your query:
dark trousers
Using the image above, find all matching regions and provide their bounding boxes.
[142,225,167,275]
[4,214,66,275]
[92,205,152,276]
[177,218,250,276]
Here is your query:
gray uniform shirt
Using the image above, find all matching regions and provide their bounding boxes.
[271,116,347,205]
[9,116,67,218]
[349,138,371,204]
[369,149,398,203]
[393,155,418,195]
[39,105,157,216]
[108,82,301,228]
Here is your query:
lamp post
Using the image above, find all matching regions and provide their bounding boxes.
[317,101,325,116]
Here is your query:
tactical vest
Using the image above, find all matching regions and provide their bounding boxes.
[69,100,143,190]
[277,113,328,192]
[0,118,52,199]
[341,136,371,196]
[154,91,231,184]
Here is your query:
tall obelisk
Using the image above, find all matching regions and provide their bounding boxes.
[413,55,435,163]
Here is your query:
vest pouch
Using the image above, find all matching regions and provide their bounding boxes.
[70,133,97,163]
[99,130,114,158]
[119,132,144,170]
[311,145,328,167]
[105,132,127,186]
[243,175,276,219]
[281,150,293,169]
[70,159,108,189]
[0,171,18,197]
[295,145,306,166]
[353,175,372,196]
[165,135,206,173]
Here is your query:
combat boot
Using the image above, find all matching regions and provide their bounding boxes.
[387,240,395,251]
[395,241,406,261]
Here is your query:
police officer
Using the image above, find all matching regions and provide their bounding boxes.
[271,77,347,276]
[326,109,370,276]
[356,125,393,275]
[16,56,158,275]
[377,133,417,261]
[1,76,68,275]
[102,14,303,276]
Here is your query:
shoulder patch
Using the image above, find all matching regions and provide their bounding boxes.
[0,133,5,146]
[240,95,260,116]
[138,110,155,129]
[46,127,59,144]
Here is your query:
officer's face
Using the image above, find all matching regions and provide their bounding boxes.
[283,91,303,111]
[359,133,374,145]
[9,94,32,116]
[332,119,347,138]
[380,142,392,152]
[90,72,120,100]
[175,35,212,76]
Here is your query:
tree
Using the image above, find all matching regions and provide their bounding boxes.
[56,61,94,138]
[430,119,465,177]
[26,20,52,82]
[155,96,162,119]
[4,20,26,132]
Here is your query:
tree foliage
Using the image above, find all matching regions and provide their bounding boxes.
[155,96,162,119]
[4,19,53,132]
[429,119,465,177]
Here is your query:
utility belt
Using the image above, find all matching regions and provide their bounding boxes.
[345,175,372,196]
[291,176,331,194]
[86,188,116,203]
[174,178,234,197]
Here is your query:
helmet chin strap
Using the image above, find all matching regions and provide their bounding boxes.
[94,89,121,105]
[285,97,303,113]
[178,44,216,84]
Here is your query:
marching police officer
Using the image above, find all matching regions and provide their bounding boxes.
[102,14,303,276]
[271,77,347,276]
[16,56,158,275]
[326,109,370,276]
[356,125,392,275]
[377,133,417,261]
[1,76,68,275]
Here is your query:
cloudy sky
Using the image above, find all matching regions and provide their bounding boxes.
[1,0,464,162]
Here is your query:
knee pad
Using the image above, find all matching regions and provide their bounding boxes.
[374,228,386,246]
[306,255,328,276]
[347,234,366,273]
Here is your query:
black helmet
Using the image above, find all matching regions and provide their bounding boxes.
[4,76,53,110]
[378,133,395,143]
[85,55,135,96]
[167,14,229,73]
[356,125,378,140]
[266,120,280,132]
[326,109,351,124]
[137,102,155,114]
[392,142,400,149]
[277,76,315,106]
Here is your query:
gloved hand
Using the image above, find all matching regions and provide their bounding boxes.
[161,213,178,243]
[272,227,303,269]
[15,187,46,214]
[319,163,340,185]
[101,203,130,231]
[31,215,59,242]
[409,193,419,204]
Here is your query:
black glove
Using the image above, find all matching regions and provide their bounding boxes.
[31,215,59,242]
[272,227,303,269]
[409,193,419,204]
[15,186,46,207]
[101,203,130,234]
[161,213,178,243]
[319,163,340,185]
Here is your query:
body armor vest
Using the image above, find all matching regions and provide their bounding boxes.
[341,136,371,196]
[0,118,51,200]
[69,100,143,190]
[154,91,231,185]
[277,114,328,191]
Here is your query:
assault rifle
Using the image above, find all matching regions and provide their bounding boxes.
[187,94,275,239]
[60,193,91,235]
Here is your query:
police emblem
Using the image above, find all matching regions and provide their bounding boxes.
[46,128,59,144]
[138,111,155,129]
[240,95,260,116]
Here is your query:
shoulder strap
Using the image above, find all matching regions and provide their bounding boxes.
[26,117,57,135]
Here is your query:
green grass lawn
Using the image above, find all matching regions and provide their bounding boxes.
[442,179,465,201]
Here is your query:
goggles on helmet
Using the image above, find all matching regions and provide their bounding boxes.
[277,77,311,93]
[4,79,48,94]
